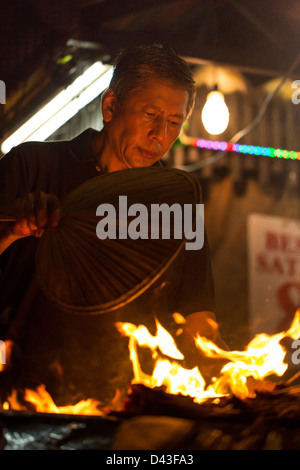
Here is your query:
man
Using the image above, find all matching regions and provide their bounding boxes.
[0,44,221,404]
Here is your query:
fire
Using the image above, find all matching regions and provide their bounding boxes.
[195,308,300,399]
[115,318,209,399]
[1,310,300,414]
[2,385,104,416]
[116,309,300,402]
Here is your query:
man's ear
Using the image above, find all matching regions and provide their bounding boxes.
[101,88,117,123]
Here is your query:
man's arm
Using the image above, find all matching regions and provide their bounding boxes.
[0,222,21,255]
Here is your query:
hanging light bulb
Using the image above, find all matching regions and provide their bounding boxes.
[201,87,229,135]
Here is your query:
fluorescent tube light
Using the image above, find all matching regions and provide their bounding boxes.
[1,62,113,154]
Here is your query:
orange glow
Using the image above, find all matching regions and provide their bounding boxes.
[3,385,104,415]
[117,309,300,403]
[1,310,300,414]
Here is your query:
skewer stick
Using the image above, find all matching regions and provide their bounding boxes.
[0,216,16,222]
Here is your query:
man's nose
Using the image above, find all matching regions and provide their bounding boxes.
[149,117,167,142]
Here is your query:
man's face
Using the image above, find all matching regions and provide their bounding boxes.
[102,78,189,169]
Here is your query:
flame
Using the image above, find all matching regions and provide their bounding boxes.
[117,309,300,402]
[116,317,219,403]
[3,385,104,415]
[195,309,300,399]
[1,310,300,414]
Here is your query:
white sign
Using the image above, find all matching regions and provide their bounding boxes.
[0,80,5,104]
[248,213,300,336]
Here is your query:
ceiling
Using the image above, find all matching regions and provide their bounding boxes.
[1,0,300,141]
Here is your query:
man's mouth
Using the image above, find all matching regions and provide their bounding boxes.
[138,148,158,160]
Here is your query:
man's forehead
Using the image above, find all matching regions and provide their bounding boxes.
[141,76,187,93]
[129,79,189,111]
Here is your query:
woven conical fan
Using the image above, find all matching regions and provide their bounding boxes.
[35,166,201,314]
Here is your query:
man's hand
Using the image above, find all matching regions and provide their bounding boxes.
[0,191,61,254]
[10,191,61,238]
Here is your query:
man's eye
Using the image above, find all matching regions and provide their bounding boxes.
[145,112,155,117]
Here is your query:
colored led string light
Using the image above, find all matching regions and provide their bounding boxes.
[190,138,300,161]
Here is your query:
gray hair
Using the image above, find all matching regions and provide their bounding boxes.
[109,44,196,118]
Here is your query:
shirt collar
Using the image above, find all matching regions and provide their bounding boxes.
[68,128,99,164]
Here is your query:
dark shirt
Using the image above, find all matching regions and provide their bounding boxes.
[0,129,214,404]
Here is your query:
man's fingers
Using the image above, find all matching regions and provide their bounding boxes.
[12,198,36,236]
[34,190,48,229]
[35,191,61,227]
[25,194,40,232]
[11,192,61,238]
[23,194,44,235]
[29,191,60,229]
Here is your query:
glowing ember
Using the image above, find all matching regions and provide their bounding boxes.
[116,309,300,402]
